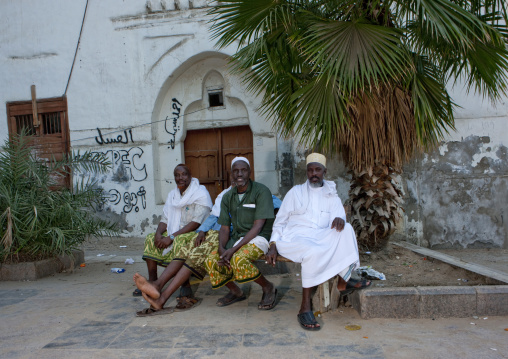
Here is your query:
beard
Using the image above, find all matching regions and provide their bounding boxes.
[309,180,323,188]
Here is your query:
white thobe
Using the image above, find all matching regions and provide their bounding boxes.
[271,180,360,288]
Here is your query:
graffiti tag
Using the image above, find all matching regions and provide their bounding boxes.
[103,186,147,213]
[95,128,134,145]
[92,147,148,182]
[165,98,182,149]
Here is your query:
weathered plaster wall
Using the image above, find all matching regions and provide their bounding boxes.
[402,112,508,249]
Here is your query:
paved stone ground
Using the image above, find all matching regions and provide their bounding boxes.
[437,248,508,275]
[0,238,507,358]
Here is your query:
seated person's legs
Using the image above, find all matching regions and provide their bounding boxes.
[229,243,264,284]
[136,231,199,298]
[206,251,245,306]
[179,230,219,280]
[229,243,276,310]
[142,231,172,281]
[206,242,276,309]
[141,231,219,310]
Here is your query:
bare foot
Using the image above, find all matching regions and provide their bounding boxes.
[134,272,161,299]
[142,292,163,310]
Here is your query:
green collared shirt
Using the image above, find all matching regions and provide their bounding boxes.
[218,180,274,249]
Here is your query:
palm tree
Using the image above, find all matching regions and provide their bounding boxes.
[208,0,508,250]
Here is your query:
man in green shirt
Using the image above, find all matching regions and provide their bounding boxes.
[136,157,277,313]
[205,157,278,310]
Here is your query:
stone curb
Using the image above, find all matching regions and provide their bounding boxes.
[0,250,84,281]
[350,285,508,319]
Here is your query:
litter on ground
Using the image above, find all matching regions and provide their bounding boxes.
[356,266,386,280]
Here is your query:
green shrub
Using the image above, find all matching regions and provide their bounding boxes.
[0,132,119,262]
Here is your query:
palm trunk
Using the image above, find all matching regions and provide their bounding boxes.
[348,162,403,251]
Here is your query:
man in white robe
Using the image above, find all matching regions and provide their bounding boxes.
[137,164,212,301]
[266,153,370,330]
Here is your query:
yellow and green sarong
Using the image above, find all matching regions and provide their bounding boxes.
[172,230,220,280]
[142,231,197,267]
[205,243,264,289]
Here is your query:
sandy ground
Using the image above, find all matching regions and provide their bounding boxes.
[359,243,496,288]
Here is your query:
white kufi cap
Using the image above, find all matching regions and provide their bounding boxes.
[306,153,326,167]
[231,156,250,168]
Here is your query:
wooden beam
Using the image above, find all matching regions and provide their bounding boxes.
[393,241,508,284]
[31,85,39,127]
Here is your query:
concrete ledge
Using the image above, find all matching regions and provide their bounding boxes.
[476,285,508,316]
[351,287,420,319]
[418,286,476,318]
[0,250,84,281]
[350,285,508,319]
[58,250,84,270]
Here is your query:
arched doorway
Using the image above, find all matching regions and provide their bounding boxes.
[151,52,279,204]
[184,125,254,200]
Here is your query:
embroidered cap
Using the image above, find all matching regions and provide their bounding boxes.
[306,153,326,167]
[231,156,250,168]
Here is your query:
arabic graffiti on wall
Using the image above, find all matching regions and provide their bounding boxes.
[95,128,134,145]
[165,98,182,149]
[106,186,147,213]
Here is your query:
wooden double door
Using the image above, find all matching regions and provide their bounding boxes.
[184,126,254,201]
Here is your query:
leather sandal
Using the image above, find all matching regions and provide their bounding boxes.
[174,296,202,312]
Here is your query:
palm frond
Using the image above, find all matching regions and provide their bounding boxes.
[0,133,119,262]
[406,53,456,146]
[209,0,287,48]
[62,150,111,174]
[297,18,408,92]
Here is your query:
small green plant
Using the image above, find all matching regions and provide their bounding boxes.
[0,132,118,262]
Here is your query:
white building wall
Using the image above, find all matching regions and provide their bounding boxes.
[1,0,507,246]
[0,0,278,236]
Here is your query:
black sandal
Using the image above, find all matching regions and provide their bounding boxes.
[175,296,202,311]
[297,311,321,331]
[340,278,372,296]
[216,292,247,307]
[258,289,278,310]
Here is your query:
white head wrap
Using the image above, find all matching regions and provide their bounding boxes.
[306,153,326,167]
[231,156,250,168]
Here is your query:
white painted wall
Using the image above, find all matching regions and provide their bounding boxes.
[1,0,507,246]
